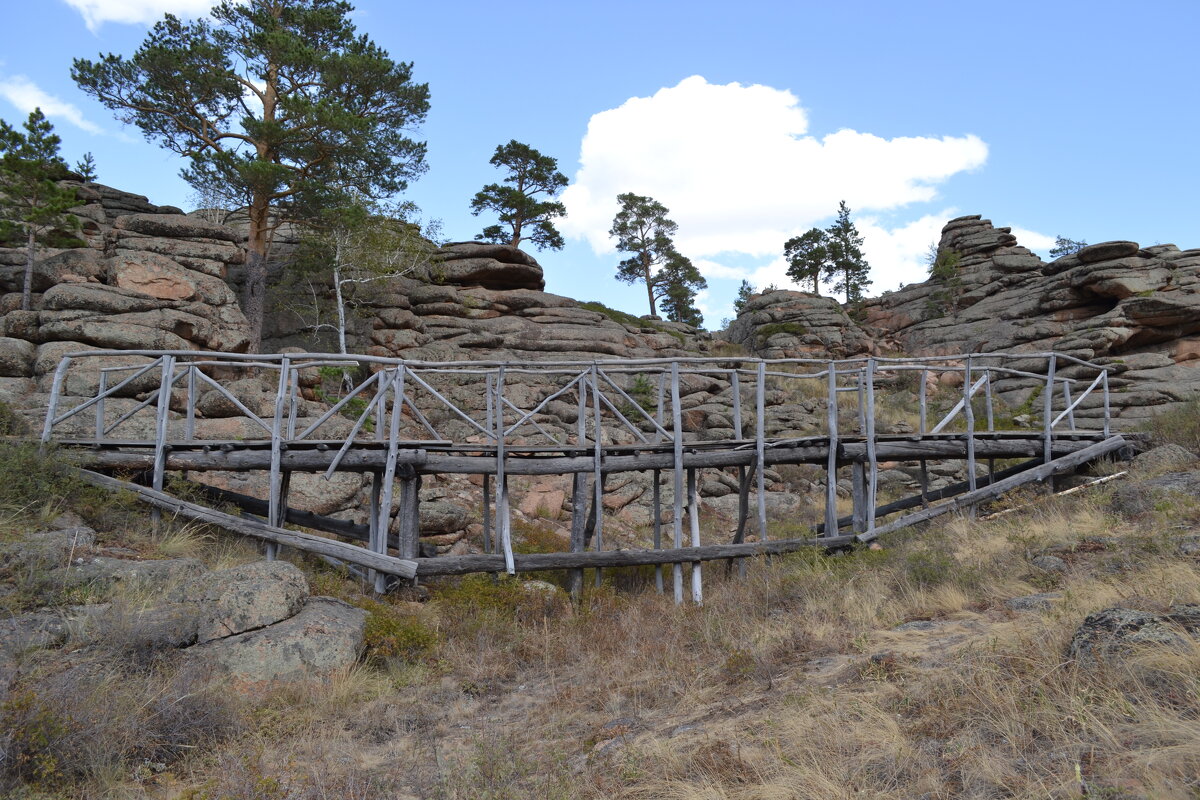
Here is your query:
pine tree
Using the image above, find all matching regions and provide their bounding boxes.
[732,279,754,313]
[783,227,828,294]
[74,152,97,182]
[73,0,431,351]
[609,192,705,318]
[0,109,80,310]
[470,140,567,251]
[823,200,871,303]
[1049,235,1087,258]
[659,253,705,327]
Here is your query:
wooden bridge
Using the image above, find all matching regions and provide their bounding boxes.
[41,349,1128,603]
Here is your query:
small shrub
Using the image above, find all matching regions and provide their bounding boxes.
[1141,395,1200,454]
[356,598,437,664]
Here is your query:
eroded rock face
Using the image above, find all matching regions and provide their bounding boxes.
[174,560,309,644]
[187,596,367,686]
[724,290,873,359]
[0,191,252,403]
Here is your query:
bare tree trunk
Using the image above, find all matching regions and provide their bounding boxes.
[242,197,270,353]
[21,227,34,311]
[333,249,347,356]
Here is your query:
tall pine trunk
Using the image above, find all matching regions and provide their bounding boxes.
[21,227,35,312]
[242,197,270,353]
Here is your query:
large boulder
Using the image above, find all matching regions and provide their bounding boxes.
[186,596,367,686]
[112,212,242,244]
[173,560,309,644]
[0,337,35,377]
[1068,605,1200,667]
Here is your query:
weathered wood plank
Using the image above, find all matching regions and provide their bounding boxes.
[77,469,418,578]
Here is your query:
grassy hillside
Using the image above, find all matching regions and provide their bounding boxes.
[2,409,1200,798]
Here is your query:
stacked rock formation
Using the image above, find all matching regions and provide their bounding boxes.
[724,290,874,359]
[858,215,1200,422]
[0,180,252,407]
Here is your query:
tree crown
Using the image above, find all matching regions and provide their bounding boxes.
[470,140,567,251]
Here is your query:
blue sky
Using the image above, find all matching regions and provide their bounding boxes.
[1,0,1197,328]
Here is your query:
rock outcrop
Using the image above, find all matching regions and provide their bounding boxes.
[858,215,1200,423]
[725,290,873,359]
[0,181,252,408]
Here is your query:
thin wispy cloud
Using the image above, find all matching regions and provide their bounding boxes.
[0,75,103,135]
[62,0,221,32]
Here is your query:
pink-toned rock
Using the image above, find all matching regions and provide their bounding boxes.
[108,251,199,301]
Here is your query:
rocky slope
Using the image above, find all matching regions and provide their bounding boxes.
[727,215,1200,425]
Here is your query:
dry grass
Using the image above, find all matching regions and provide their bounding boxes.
[5,440,1200,798]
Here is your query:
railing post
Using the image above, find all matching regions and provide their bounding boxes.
[825,361,839,536]
[654,370,667,592]
[865,358,878,535]
[495,365,514,574]
[41,356,72,447]
[568,372,587,596]
[755,360,768,546]
[1102,370,1111,438]
[151,355,175,534]
[95,370,107,443]
[1043,354,1057,492]
[670,361,684,604]
[265,356,291,561]
[590,365,604,588]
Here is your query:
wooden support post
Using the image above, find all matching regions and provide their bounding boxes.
[376,369,407,592]
[569,373,588,596]
[96,370,108,443]
[654,370,666,592]
[851,461,867,534]
[865,358,878,536]
[963,358,977,518]
[687,467,702,605]
[756,361,768,547]
[728,370,748,576]
[825,361,839,537]
[367,471,383,586]
[397,474,421,561]
[40,356,71,446]
[1102,370,1111,438]
[151,356,174,535]
[670,361,685,604]
[1063,381,1077,431]
[494,366,514,574]
[918,366,929,509]
[265,356,290,560]
[482,475,492,554]
[590,366,604,588]
[1043,355,1056,493]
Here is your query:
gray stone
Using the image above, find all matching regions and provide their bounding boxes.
[0,526,95,567]
[186,596,367,686]
[1132,444,1199,472]
[1068,605,1200,666]
[0,611,70,656]
[173,560,309,644]
[1030,554,1068,573]
[415,499,471,535]
[1005,592,1061,612]
[52,557,205,593]
[113,212,242,244]
[1076,241,1141,264]
[0,337,35,377]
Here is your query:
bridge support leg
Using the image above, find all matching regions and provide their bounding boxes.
[397,474,421,561]
[852,461,868,535]
[568,472,587,597]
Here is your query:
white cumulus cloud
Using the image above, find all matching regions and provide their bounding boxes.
[0,75,102,134]
[62,0,221,31]
[560,75,989,264]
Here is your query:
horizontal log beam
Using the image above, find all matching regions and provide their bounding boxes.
[75,469,418,579]
[410,535,858,577]
[191,482,374,544]
[70,437,1105,476]
[856,435,1128,543]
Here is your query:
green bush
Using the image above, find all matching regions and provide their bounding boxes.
[357,599,437,664]
[1140,395,1200,454]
